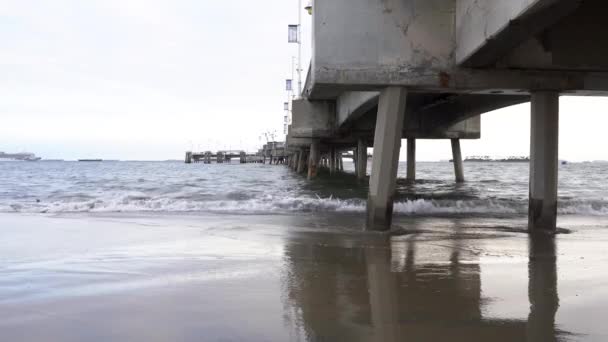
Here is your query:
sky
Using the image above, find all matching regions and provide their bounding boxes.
[1,0,608,161]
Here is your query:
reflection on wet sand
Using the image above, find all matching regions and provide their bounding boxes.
[283,230,564,341]
[528,235,560,342]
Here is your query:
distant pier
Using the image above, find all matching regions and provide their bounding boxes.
[185,143,289,164]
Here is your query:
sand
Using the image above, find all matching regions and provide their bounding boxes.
[1,213,608,341]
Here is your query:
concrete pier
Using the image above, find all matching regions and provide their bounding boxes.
[406,139,416,183]
[357,139,367,181]
[529,91,560,232]
[278,0,608,231]
[367,87,407,231]
[308,141,320,180]
[451,139,465,183]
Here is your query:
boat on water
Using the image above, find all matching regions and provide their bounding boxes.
[0,152,41,161]
[78,159,103,162]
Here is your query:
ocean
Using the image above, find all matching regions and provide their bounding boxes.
[2,160,608,341]
[2,160,608,218]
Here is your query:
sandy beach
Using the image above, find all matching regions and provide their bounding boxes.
[1,212,607,341]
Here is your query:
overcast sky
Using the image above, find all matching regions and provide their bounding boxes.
[1,0,607,161]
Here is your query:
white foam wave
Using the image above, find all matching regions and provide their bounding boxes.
[2,195,608,217]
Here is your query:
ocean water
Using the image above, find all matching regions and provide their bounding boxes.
[1,160,608,218]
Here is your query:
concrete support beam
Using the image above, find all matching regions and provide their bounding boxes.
[297,149,307,174]
[293,152,300,171]
[329,147,337,175]
[451,139,465,183]
[529,91,559,232]
[308,141,321,180]
[367,87,407,231]
[357,139,367,181]
[406,139,416,183]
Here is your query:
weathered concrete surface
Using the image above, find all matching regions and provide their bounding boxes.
[451,138,465,183]
[529,91,559,232]
[406,139,416,182]
[308,141,321,180]
[329,147,337,175]
[291,99,335,138]
[336,92,489,140]
[500,0,608,71]
[337,92,379,127]
[297,149,307,173]
[367,87,407,231]
[305,0,608,97]
[455,0,581,67]
[309,0,455,98]
[313,0,454,77]
[357,138,367,181]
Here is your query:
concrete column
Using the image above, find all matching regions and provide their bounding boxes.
[308,141,321,180]
[451,139,465,183]
[185,152,192,164]
[329,147,337,174]
[297,150,306,173]
[293,152,300,171]
[357,138,367,181]
[367,87,407,231]
[406,138,416,183]
[529,91,559,232]
[338,153,343,171]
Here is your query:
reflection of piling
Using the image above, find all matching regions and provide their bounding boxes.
[527,236,559,342]
[366,245,401,342]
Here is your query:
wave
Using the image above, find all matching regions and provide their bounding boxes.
[2,195,608,217]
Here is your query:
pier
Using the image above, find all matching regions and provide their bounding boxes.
[184,0,608,233]
[185,150,263,164]
[185,142,289,164]
[277,0,608,232]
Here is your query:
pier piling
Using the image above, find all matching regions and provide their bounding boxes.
[357,139,367,181]
[308,141,320,180]
[451,139,465,183]
[367,87,407,231]
[529,91,559,232]
[406,139,416,183]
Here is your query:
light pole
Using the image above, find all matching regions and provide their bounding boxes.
[297,0,302,97]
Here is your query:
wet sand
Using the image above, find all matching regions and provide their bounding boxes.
[1,213,608,341]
